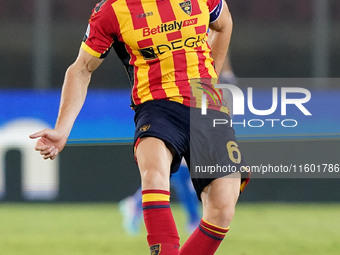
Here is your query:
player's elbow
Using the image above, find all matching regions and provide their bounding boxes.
[64,62,92,87]
[70,59,92,76]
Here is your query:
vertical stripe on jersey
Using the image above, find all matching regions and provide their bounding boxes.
[136,58,153,103]
[196,46,212,78]
[147,59,168,100]
[202,45,217,77]
[126,0,148,30]
[201,40,217,77]
[172,49,189,105]
[158,55,181,103]
[191,0,203,16]
[156,0,176,23]
[125,44,141,105]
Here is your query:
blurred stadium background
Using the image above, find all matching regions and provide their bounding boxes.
[0,0,339,254]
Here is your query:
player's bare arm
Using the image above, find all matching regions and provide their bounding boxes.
[208,0,233,75]
[29,48,103,160]
[55,48,103,136]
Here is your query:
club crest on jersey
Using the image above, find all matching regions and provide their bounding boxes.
[150,244,161,255]
[179,0,192,16]
[140,124,151,132]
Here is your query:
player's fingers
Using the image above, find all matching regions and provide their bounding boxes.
[50,149,59,160]
[43,148,58,160]
[40,150,50,156]
[43,154,51,160]
[29,130,48,139]
[39,146,55,155]
[35,144,50,151]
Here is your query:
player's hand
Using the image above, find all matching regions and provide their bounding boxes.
[29,129,67,160]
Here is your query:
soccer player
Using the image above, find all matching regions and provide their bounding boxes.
[30,0,250,254]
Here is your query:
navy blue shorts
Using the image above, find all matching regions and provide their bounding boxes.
[133,100,250,200]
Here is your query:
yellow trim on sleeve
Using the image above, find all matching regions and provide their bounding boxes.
[81,42,102,58]
[142,193,170,203]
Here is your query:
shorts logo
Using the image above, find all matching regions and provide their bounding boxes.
[179,0,192,16]
[139,47,157,60]
[140,124,151,132]
[150,244,161,255]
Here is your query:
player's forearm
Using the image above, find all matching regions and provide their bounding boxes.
[54,64,91,138]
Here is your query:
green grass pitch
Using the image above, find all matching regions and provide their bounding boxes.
[0,203,339,255]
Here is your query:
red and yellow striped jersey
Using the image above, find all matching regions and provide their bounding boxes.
[82,0,227,112]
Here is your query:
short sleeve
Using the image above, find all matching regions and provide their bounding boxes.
[208,0,223,23]
[81,0,118,58]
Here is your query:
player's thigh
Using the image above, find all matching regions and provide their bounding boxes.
[135,137,173,190]
[201,172,241,227]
